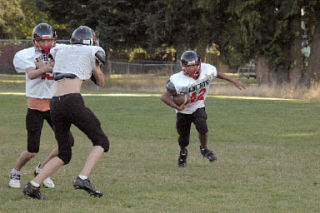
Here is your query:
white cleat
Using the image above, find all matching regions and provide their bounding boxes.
[43,177,55,188]
[34,163,55,188]
[9,172,21,188]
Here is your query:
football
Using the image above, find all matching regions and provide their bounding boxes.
[172,94,190,106]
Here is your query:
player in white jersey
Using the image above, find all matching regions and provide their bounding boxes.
[161,50,245,167]
[23,26,109,200]
[9,23,74,189]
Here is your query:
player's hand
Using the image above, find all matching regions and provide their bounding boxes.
[234,81,246,90]
[36,57,53,73]
[175,102,189,111]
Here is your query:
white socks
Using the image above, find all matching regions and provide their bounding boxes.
[30,181,40,187]
[11,168,20,174]
[79,175,88,180]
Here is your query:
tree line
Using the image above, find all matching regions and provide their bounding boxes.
[1,0,320,87]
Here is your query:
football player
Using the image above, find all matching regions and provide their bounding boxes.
[9,23,74,189]
[161,50,245,167]
[23,26,109,200]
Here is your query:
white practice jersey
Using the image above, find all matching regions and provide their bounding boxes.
[50,44,105,80]
[167,63,218,114]
[13,46,56,98]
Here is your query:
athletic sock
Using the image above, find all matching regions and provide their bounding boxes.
[79,175,88,180]
[11,168,20,174]
[30,181,40,187]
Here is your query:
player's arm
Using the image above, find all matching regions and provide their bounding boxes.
[160,81,187,111]
[90,50,106,87]
[217,71,246,90]
[91,64,105,87]
[26,58,53,79]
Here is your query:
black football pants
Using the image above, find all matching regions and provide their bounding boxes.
[176,107,208,147]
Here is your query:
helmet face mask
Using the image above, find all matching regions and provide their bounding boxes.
[70,26,98,46]
[32,23,57,55]
[181,51,201,79]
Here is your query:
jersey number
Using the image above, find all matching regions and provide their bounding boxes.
[190,88,206,103]
[41,73,54,80]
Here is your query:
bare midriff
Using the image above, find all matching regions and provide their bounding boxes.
[54,77,83,96]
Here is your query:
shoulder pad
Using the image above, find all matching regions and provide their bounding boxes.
[95,50,106,65]
[166,80,177,95]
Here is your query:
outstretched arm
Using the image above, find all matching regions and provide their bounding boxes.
[217,72,246,90]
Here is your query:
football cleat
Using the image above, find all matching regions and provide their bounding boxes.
[200,146,217,162]
[9,171,21,188]
[34,163,55,188]
[178,150,188,167]
[23,182,47,200]
[73,176,103,198]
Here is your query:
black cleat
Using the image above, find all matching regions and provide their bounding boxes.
[73,177,103,198]
[178,150,188,167]
[23,182,47,200]
[200,146,217,162]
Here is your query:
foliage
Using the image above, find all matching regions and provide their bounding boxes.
[0,0,24,38]
[4,0,320,85]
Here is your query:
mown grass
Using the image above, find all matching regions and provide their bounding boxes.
[0,75,319,213]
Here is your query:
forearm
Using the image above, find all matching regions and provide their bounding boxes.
[160,91,179,110]
[217,72,236,83]
[26,67,48,79]
[217,71,245,90]
[92,66,105,87]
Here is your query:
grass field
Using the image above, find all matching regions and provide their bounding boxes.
[0,75,319,213]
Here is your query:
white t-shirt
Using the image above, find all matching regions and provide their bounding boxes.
[13,46,56,98]
[166,63,217,114]
[50,44,105,80]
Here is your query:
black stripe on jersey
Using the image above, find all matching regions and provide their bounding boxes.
[188,80,210,93]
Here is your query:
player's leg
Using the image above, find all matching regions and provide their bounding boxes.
[176,113,192,167]
[38,111,74,170]
[23,156,63,200]
[33,111,59,188]
[33,148,58,188]
[68,94,107,197]
[38,111,58,169]
[23,100,73,199]
[9,109,43,188]
[73,146,104,197]
[193,108,217,162]
[79,146,104,177]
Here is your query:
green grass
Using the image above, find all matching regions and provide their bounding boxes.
[0,76,320,213]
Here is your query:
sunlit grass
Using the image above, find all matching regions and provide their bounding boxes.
[0,90,319,212]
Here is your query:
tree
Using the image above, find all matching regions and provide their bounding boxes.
[33,0,320,87]
[0,0,24,38]
[303,0,320,87]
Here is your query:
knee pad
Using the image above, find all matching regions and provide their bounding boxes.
[91,132,109,152]
[195,120,208,135]
[197,127,208,135]
[178,136,189,147]
[94,138,109,152]
[58,149,72,165]
[27,145,40,153]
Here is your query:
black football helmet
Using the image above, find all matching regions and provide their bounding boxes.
[70,26,98,46]
[32,23,57,54]
[180,50,201,79]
